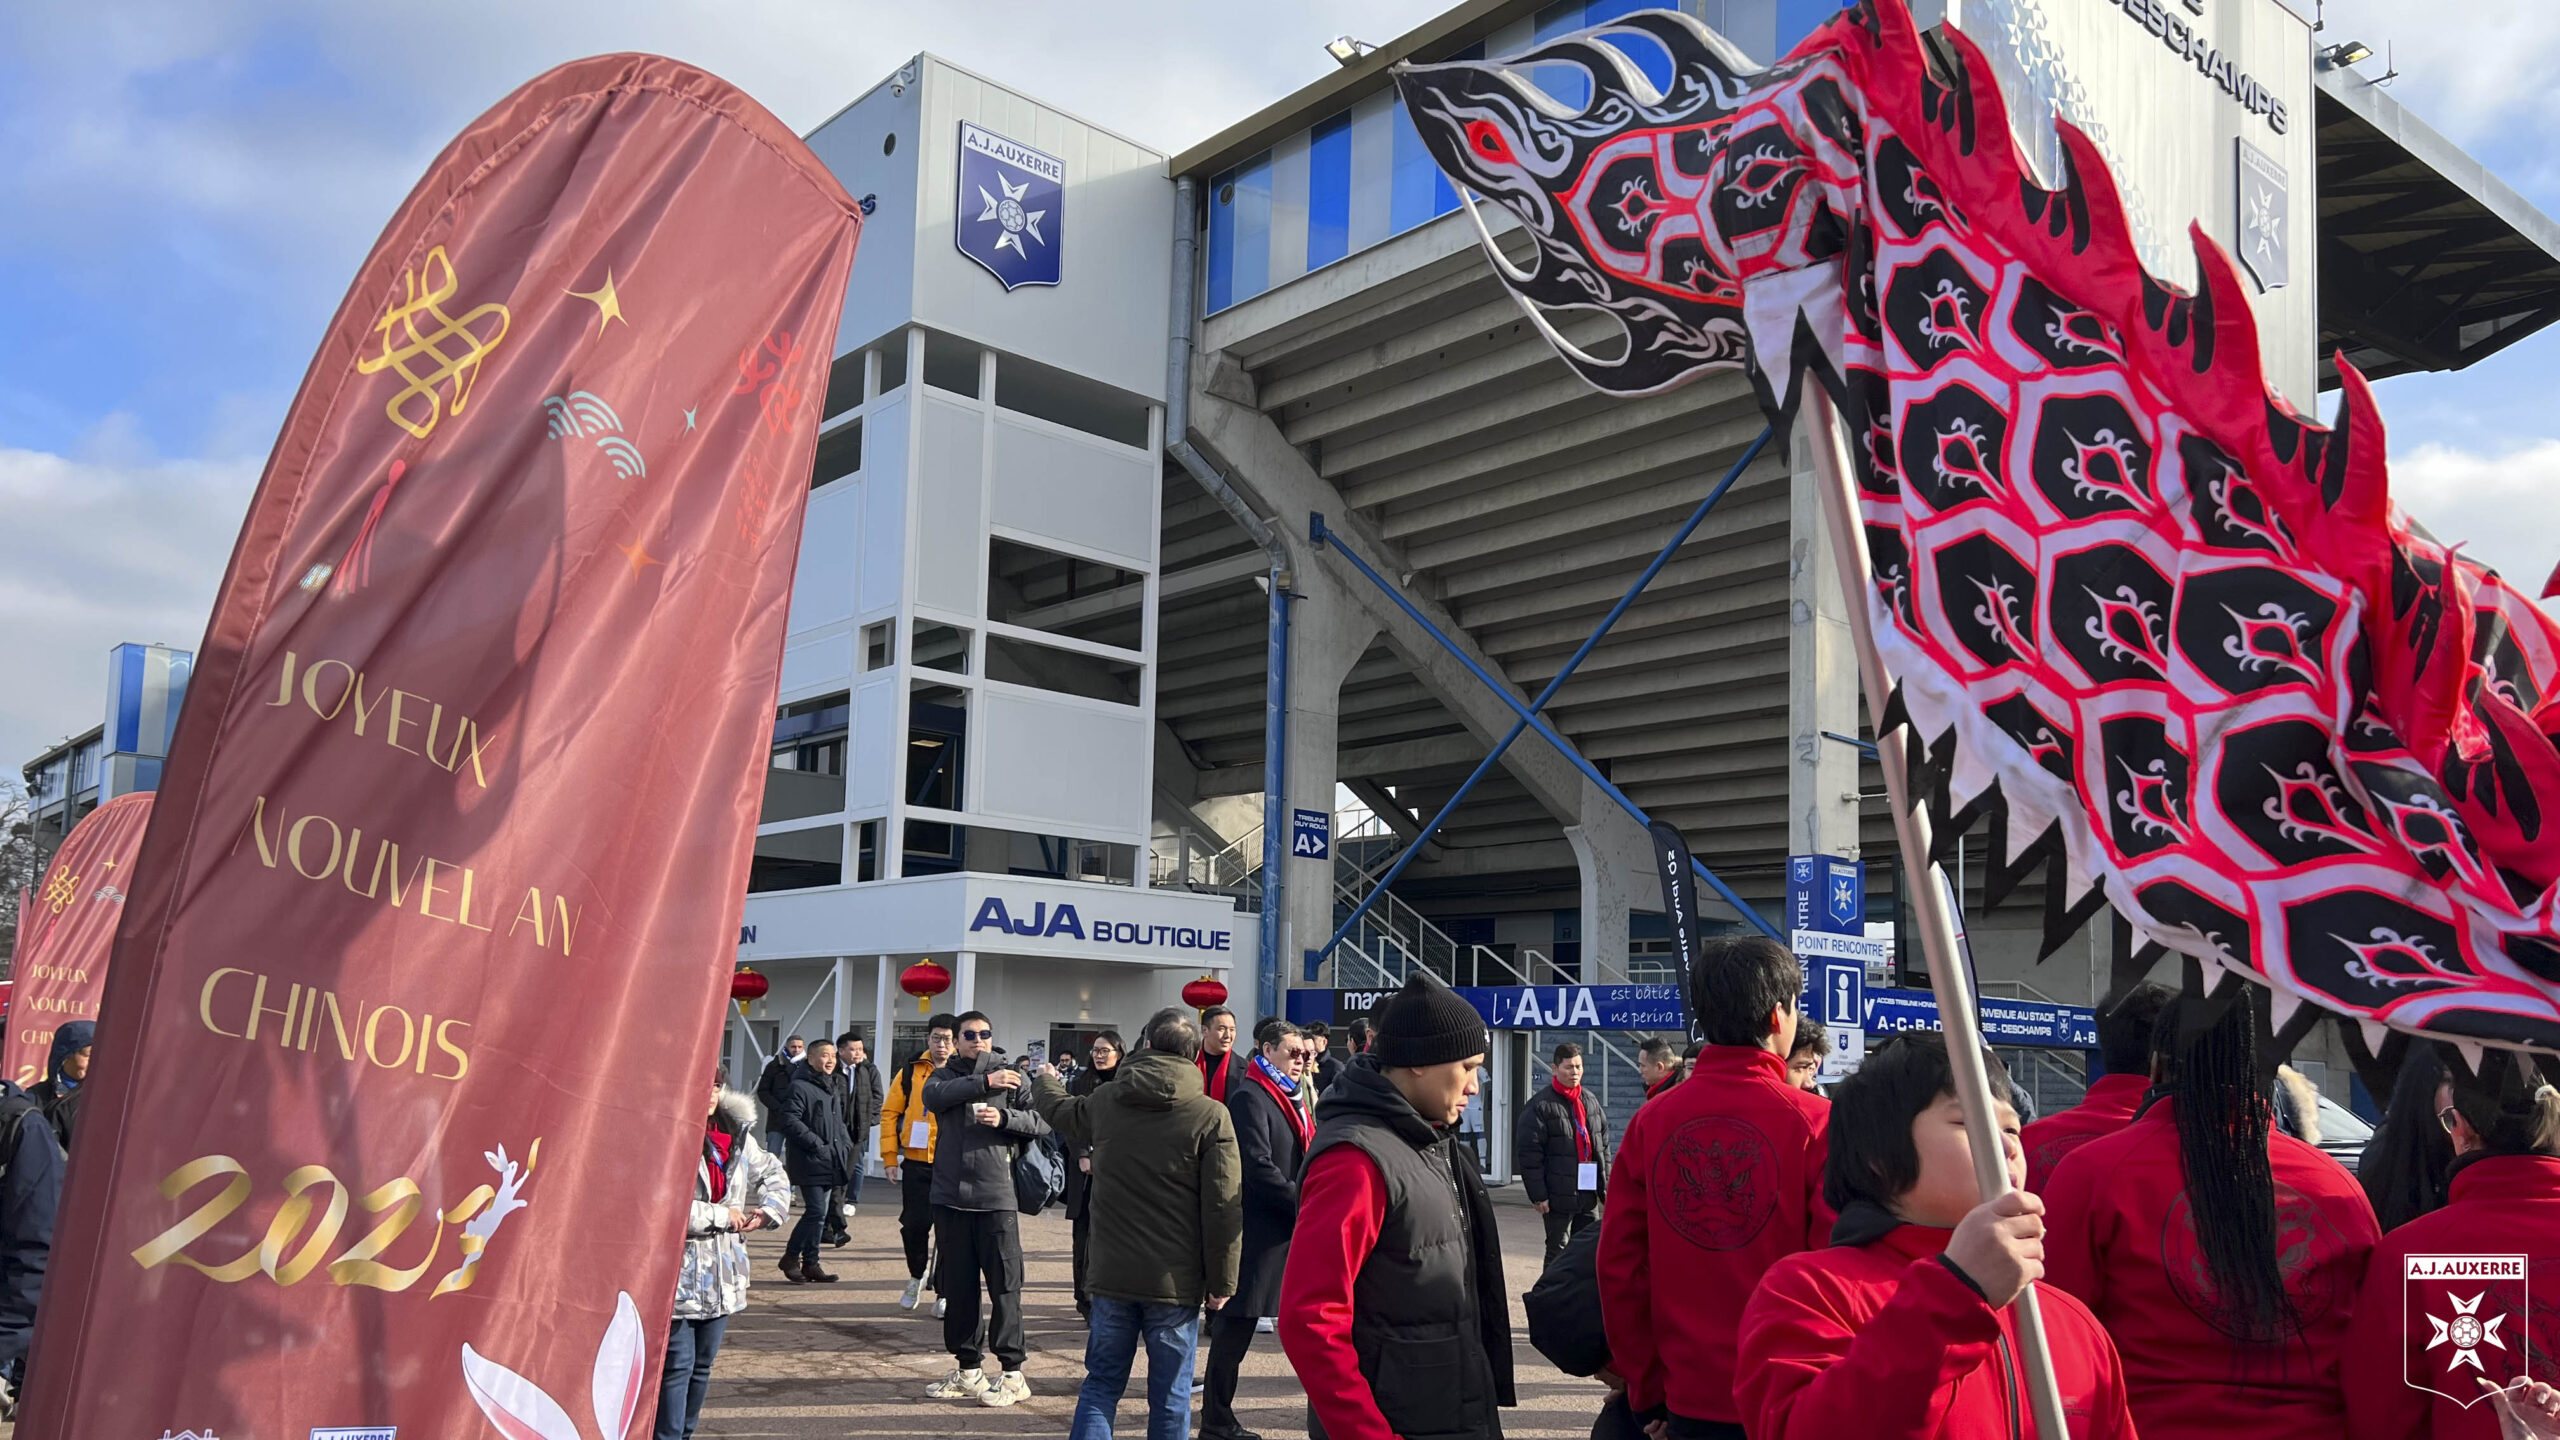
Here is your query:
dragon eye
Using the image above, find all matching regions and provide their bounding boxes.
[1463,119,1517,166]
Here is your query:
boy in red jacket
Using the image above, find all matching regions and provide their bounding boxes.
[2022,982,2173,1193]
[1600,935,1832,1438]
[1736,1032,2134,1439]
[2341,1047,2560,1440]
[2043,988,2379,1440]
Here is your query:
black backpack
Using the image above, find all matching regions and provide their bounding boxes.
[1523,1218,1610,1378]
[1013,1131,1066,1215]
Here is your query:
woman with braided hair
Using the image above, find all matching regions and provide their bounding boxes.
[2042,986,2380,1440]
[2342,1047,2560,1439]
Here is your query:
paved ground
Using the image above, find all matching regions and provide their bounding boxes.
[699,1184,1611,1437]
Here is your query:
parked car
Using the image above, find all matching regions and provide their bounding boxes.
[2274,1073,2372,1173]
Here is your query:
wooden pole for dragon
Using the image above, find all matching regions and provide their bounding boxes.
[1800,384,2073,1438]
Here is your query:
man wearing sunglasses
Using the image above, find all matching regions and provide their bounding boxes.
[920,1010,1051,1407]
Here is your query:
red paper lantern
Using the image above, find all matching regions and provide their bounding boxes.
[1181,975,1228,1012]
[901,959,953,1012]
[730,967,769,1002]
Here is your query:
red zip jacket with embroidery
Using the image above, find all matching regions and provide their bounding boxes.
[2043,1099,2380,1440]
[2340,1153,2560,1440]
[2022,1073,2150,1195]
[1599,1044,1833,1421]
[1737,1222,2138,1439]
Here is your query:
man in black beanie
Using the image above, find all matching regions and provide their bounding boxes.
[1277,974,1515,1440]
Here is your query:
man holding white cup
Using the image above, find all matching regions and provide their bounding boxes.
[919,1010,1051,1407]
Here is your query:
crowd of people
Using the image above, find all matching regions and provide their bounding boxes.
[661,939,2560,1440]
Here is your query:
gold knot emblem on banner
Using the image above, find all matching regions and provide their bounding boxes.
[356,246,511,440]
[41,866,78,915]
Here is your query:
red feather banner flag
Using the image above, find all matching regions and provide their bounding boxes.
[1396,1,2560,1055]
[3,792,152,1089]
[19,56,861,1436]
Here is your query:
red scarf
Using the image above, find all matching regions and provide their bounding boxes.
[1251,1058,1314,1150]
[702,1127,736,1203]
[1551,1077,1593,1163]
[1199,1048,1232,1103]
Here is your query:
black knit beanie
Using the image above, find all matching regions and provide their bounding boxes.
[1371,974,1489,1068]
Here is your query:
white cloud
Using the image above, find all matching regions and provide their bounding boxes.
[2389,437,2560,594]
[0,433,258,770]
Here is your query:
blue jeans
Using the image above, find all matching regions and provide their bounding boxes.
[1070,1296,1201,1440]
[787,1184,831,1260]
[655,1313,728,1439]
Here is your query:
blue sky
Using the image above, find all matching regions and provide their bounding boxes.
[3,0,2558,772]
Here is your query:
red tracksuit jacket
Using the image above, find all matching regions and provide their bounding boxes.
[2340,1153,2560,1440]
[1737,1222,2137,1439]
[2043,1100,2380,1440]
[2023,1073,2150,1195]
[1600,1044,1833,1422]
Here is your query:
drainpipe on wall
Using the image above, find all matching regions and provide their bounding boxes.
[1167,175,1295,1022]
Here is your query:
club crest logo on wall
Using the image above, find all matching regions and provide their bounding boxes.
[2402,1254,2529,1407]
[957,121,1062,291]
[2236,138,2288,292]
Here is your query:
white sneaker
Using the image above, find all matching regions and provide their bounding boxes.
[926,1367,991,1401]
[935,1297,947,1319]
[980,1370,1032,1407]
[841,1202,857,1219]
[900,1277,924,1310]
[1256,1316,1276,1334]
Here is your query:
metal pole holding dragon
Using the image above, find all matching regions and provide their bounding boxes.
[1799,381,2075,1435]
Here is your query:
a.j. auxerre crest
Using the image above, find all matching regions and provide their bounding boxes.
[2403,1253,2530,1408]
[2236,136,2288,292]
[956,121,1062,292]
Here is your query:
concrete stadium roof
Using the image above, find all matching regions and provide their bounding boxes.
[2314,67,2560,382]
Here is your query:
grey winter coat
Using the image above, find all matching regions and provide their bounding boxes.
[921,1051,1051,1211]
[845,1058,884,1140]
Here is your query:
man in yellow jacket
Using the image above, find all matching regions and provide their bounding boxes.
[883,1012,958,1312]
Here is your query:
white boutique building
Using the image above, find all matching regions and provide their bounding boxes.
[729,59,1243,1082]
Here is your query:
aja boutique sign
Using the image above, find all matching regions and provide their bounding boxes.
[968,895,1234,955]
[956,121,1062,291]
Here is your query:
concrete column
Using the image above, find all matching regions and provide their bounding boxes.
[953,951,978,1016]
[873,955,896,1055]
[831,955,853,1043]
[1562,791,1659,985]
[870,957,896,1176]
[1280,564,1380,991]
[1787,411,1864,862]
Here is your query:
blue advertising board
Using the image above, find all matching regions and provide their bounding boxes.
[1285,978,2093,1049]
[1863,988,2099,1048]
[1282,984,1682,1031]
[1455,984,1685,1031]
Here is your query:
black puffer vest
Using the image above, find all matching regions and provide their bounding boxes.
[1303,1057,1515,1440]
